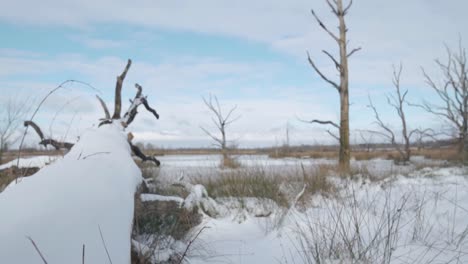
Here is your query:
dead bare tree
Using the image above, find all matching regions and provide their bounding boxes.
[415,42,468,161]
[200,95,241,168]
[367,64,432,164]
[0,97,29,163]
[305,0,360,172]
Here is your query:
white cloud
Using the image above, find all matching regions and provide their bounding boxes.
[68,35,125,49]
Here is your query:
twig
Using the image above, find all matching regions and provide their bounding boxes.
[96,95,110,120]
[98,225,113,264]
[16,80,98,182]
[82,244,85,264]
[81,152,111,160]
[178,226,209,264]
[27,236,48,264]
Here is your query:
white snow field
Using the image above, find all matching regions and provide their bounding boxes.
[186,167,468,264]
[0,155,61,170]
[0,124,142,263]
[1,134,467,264]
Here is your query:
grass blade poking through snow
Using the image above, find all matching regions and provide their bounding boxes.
[27,236,48,264]
[98,225,113,264]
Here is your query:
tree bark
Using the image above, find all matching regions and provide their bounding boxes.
[337,0,351,172]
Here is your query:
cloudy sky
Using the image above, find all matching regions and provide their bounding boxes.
[1,0,467,148]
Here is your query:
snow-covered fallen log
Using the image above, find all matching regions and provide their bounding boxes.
[0,123,143,263]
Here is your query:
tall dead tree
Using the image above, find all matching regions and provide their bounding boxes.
[417,43,468,161]
[200,95,240,168]
[367,64,423,164]
[306,0,360,172]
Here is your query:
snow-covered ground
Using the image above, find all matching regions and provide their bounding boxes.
[154,154,444,181]
[186,166,468,264]
[1,146,465,264]
[0,155,61,170]
[0,124,142,263]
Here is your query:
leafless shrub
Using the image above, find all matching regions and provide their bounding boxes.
[295,186,408,264]
[293,178,468,264]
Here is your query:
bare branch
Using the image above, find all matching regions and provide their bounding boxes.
[121,84,159,127]
[310,9,339,42]
[141,97,160,120]
[24,120,44,141]
[325,0,339,15]
[302,118,340,129]
[39,139,74,150]
[27,237,48,264]
[24,120,73,150]
[200,126,223,147]
[177,227,209,264]
[327,129,340,142]
[307,51,340,92]
[129,142,160,166]
[347,47,361,58]
[322,50,341,70]
[367,97,397,146]
[343,0,354,15]
[112,59,132,119]
[96,95,110,120]
[134,83,143,98]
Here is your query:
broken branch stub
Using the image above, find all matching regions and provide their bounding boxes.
[112,59,132,119]
[121,84,159,127]
[127,133,160,166]
[96,95,110,120]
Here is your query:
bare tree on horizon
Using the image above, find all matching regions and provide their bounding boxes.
[200,95,241,168]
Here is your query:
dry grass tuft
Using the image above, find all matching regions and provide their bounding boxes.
[222,156,241,169]
[0,166,39,191]
[193,167,288,207]
[413,147,460,161]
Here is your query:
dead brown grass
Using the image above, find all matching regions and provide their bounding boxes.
[413,147,460,161]
[302,164,337,197]
[194,167,289,207]
[222,156,241,169]
[0,166,39,191]
[269,147,462,162]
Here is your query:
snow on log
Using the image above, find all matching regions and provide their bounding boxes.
[0,123,142,263]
